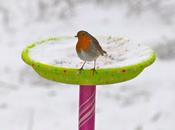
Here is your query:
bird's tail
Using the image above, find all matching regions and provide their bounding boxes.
[101,50,107,56]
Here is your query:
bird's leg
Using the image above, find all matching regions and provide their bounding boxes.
[93,60,96,70]
[91,60,96,75]
[79,61,86,71]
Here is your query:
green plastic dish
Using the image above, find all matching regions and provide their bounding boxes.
[21,37,156,85]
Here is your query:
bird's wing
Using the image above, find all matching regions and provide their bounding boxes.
[92,36,107,55]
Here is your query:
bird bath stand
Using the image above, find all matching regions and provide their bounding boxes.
[21,36,156,130]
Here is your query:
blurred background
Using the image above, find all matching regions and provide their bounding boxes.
[0,0,175,130]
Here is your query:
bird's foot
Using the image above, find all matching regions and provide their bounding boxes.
[78,67,83,74]
[91,68,97,75]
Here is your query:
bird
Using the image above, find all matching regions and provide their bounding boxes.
[75,30,107,72]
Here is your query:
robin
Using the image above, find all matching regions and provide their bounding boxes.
[75,30,107,72]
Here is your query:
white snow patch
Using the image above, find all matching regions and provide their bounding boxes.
[29,37,153,69]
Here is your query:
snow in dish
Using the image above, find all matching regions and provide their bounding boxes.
[29,37,154,69]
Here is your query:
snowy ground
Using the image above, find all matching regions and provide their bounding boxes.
[0,1,175,130]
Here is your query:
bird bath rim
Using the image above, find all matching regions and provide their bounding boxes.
[21,36,156,85]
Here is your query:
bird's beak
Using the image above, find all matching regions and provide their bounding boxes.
[74,35,77,37]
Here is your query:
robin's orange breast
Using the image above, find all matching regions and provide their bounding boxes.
[76,37,92,53]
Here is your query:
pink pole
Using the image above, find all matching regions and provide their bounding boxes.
[79,85,96,130]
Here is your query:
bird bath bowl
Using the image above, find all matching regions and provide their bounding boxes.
[21,36,156,130]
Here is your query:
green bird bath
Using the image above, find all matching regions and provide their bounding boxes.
[21,36,156,130]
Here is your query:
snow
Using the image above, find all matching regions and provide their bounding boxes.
[0,1,175,130]
[29,37,153,68]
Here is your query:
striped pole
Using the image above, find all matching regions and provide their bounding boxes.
[79,85,96,130]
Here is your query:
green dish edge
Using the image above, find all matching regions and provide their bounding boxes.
[21,37,156,85]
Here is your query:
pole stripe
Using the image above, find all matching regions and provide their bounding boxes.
[80,91,95,109]
[80,95,95,116]
[79,105,95,128]
[79,100,95,124]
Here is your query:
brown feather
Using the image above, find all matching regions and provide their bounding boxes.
[90,35,107,56]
